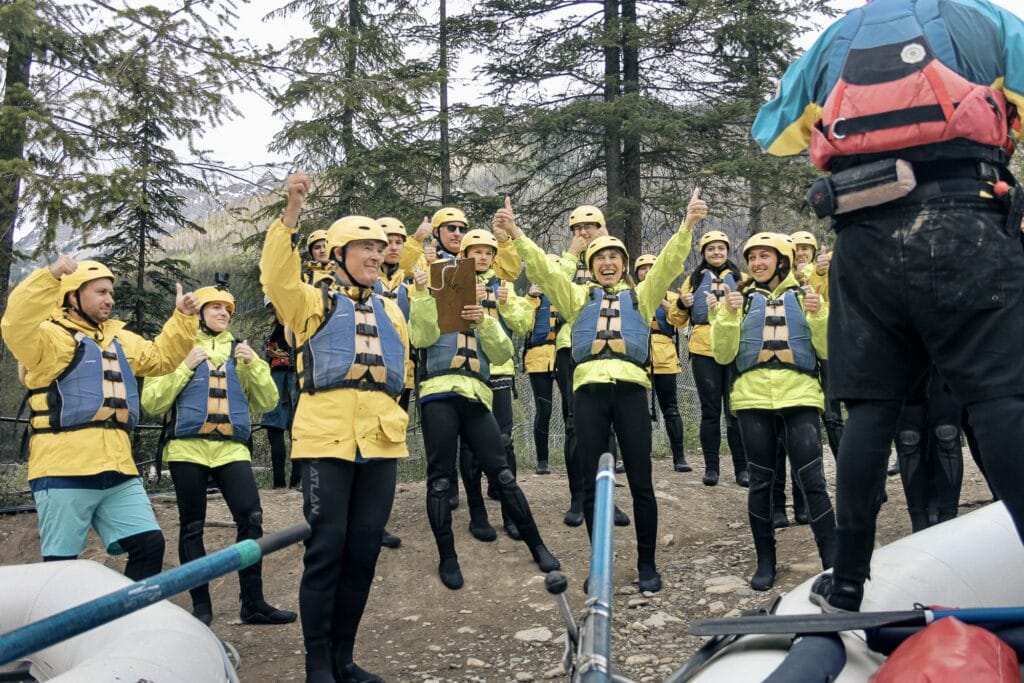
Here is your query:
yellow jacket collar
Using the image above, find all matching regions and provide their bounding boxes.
[55,309,126,343]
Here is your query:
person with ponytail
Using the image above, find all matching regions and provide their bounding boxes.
[668,230,748,486]
[495,191,707,593]
[141,284,295,627]
[708,232,836,592]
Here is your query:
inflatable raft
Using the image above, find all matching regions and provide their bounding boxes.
[681,503,1024,682]
[0,559,239,682]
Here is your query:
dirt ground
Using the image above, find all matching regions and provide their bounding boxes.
[0,450,995,682]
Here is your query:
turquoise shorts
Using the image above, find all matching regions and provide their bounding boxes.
[32,477,160,557]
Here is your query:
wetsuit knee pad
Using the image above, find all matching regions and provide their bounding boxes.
[897,429,921,449]
[243,510,264,539]
[933,424,959,450]
[182,520,205,542]
[501,434,513,449]
[430,478,451,495]
[496,468,516,488]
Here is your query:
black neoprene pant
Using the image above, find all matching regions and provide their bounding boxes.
[652,373,685,460]
[574,382,658,567]
[834,397,1024,587]
[169,460,264,607]
[529,371,556,464]
[460,384,517,524]
[556,349,584,505]
[421,396,545,560]
[267,427,301,488]
[299,458,396,649]
[691,354,746,474]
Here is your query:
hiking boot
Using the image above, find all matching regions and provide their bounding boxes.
[438,557,464,590]
[809,573,863,612]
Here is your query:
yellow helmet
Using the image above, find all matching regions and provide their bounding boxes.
[59,260,116,298]
[790,230,818,253]
[777,233,797,264]
[698,230,731,254]
[194,286,235,315]
[306,229,328,255]
[326,216,388,259]
[742,232,790,263]
[377,217,407,238]
[569,205,605,230]
[458,229,499,257]
[634,254,657,272]
[431,207,469,230]
[586,235,629,271]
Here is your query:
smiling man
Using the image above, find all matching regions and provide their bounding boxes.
[1,257,200,581]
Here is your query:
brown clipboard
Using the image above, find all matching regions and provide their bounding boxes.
[431,258,478,335]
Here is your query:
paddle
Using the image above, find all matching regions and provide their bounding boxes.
[689,605,1024,637]
[0,522,310,666]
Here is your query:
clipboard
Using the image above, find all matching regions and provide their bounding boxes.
[431,258,478,335]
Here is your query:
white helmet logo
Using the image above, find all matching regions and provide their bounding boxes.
[901,43,926,65]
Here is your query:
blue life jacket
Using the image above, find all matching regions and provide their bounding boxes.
[423,329,491,384]
[171,352,251,443]
[651,303,674,337]
[691,269,738,325]
[736,288,818,375]
[374,278,411,321]
[29,328,140,434]
[526,294,562,348]
[571,287,650,368]
[300,290,406,398]
[573,258,590,285]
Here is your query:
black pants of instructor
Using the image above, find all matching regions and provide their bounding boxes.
[829,193,1024,590]
[691,353,746,475]
[651,373,685,461]
[169,460,264,609]
[299,458,396,652]
[460,383,516,524]
[574,382,658,567]
[529,370,557,465]
[421,396,544,560]
[556,348,584,505]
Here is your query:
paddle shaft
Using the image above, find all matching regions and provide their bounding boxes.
[578,452,616,682]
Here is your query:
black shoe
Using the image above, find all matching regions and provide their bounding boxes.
[772,510,790,529]
[192,602,213,626]
[439,557,464,590]
[240,599,297,625]
[449,495,460,510]
[337,661,385,683]
[613,506,630,527]
[809,573,862,612]
[703,469,719,486]
[638,564,662,593]
[535,460,550,475]
[564,502,584,527]
[503,521,522,541]
[887,460,899,477]
[469,517,497,542]
[794,508,810,525]
[381,530,401,549]
[531,544,560,572]
[615,463,626,474]
[673,457,693,473]
[750,537,777,592]
[736,469,750,487]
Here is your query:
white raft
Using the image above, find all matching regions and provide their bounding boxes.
[687,502,1024,682]
[0,559,239,682]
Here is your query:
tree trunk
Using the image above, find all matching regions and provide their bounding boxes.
[340,0,360,215]
[0,0,35,318]
[620,0,642,259]
[438,0,452,204]
[602,0,622,237]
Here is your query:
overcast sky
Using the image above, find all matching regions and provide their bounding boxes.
[197,0,1023,172]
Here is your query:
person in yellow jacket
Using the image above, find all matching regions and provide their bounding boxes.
[260,172,410,683]
[634,253,691,473]
[0,256,199,580]
[708,232,836,592]
[453,229,534,542]
[668,230,748,486]
[399,206,522,282]
[408,241,559,591]
[495,191,707,593]
[141,284,295,627]
[552,204,631,529]
[523,254,565,476]
[302,229,332,284]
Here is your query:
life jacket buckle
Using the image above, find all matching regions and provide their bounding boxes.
[831,117,848,140]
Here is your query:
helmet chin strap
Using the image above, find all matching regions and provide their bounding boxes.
[337,246,374,291]
[68,290,101,328]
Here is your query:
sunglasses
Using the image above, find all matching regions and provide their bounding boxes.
[442,224,469,234]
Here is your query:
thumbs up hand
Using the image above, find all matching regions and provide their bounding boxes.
[413,267,428,291]
[176,283,200,316]
[683,187,708,229]
[413,216,432,242]
[704,290,718,312]
[816,243,830,275]
[723,284,742,312]
[49,253,77,279]
[804,290,821,314]
[493,195,521,239]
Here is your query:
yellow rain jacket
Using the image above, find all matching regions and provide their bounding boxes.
[649,291,683,375]
[140,330,278,469]
[1,267,197,480]
[409,289,513,412]
[667,268,747,358]
[260,218,411,461]
[523,294,559,373]
[709,273,828,412]
[401,236,522,283]
[515,226,693,391]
